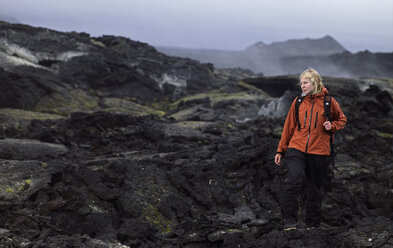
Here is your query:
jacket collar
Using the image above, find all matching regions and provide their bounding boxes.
[304,87,329,99]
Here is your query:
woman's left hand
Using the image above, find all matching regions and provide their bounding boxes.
[323,121,332,130]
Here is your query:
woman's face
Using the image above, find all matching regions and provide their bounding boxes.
[300,77,315,95]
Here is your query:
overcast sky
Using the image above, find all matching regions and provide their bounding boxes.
[1,0,392,52]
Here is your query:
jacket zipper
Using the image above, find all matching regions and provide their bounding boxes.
[303,111,307,128]
[314,112,318,128]
[305,98,315,152]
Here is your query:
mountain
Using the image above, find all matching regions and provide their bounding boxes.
[159,35,346,59]
[244,35,347,57]
[158,36,393,77]
[157,35,347,75]
[0,21,393,247]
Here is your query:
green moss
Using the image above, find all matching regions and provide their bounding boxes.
[127,97,138,102]
[169,91,265,111]
[5,188,15,193]
[19,179,32,191]
[237,81,266,94]
[168,108,196,121]
[132,172,177,235]
[34,89,99,115]
[0,108,63,120]
[345,135,355,141]
[34,89,168,117]
[102,97,166,117]
[4,178,32,195]
[176,121,214,129]
[89,38,105,47]
[142,203,173,234]
[375,131,393,139]
[0,108,64,130]
[146,98,173,112]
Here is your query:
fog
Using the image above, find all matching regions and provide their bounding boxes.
[1,0,392,52]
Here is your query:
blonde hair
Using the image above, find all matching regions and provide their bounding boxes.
[300,68,324,95]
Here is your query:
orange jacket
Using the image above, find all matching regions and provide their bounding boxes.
[277,87,347,156]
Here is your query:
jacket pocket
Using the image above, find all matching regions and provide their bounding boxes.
[303,111,307,128]
[314,112,318,128]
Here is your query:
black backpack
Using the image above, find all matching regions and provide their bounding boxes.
[294,94,335,165]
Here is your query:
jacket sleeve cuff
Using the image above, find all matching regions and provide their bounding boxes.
[330,121,337,132]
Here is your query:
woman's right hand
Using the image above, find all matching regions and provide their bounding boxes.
[274,153,282,166]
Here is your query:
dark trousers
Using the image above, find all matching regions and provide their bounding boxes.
[280,148,329,227]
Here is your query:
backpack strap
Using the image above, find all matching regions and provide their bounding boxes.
[295,96,304,131]
[323,94,335,164]
[323,95,332,121]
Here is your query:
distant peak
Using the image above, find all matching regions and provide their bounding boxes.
[274,35,337,44]
[321,35,335,40]
[245,41,266,50]
[254,41,266,47]
[243,35,347,56]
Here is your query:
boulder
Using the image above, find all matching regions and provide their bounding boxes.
[0,138,67,160]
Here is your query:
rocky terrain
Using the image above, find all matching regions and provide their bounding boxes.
[157,36,393,78]
[0,21,393,247]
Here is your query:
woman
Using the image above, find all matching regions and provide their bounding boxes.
[274,68,346,231]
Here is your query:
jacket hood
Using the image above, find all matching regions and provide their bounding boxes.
[320,87,329,96]
[311,87,329,98]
